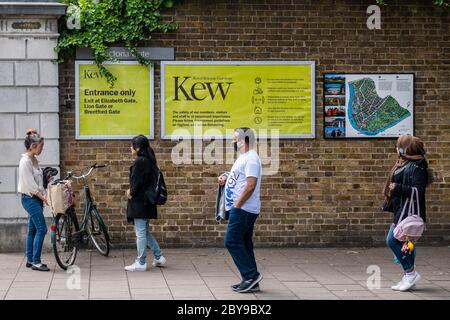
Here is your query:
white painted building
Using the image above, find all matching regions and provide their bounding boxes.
[0,0,66,251]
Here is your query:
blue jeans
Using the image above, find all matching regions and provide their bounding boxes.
[134,218,162,265]
[21,194,47,264]
[224,207,260,281]
[386,224,416,273]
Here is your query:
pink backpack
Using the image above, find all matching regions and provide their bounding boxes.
[393,187,425,242]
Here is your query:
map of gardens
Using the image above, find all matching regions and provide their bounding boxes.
[324,74,414,138]
[348,78,411,135]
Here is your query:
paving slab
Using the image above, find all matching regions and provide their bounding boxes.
[0,247,449,300]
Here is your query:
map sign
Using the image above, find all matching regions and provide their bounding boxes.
[324,74,414,139]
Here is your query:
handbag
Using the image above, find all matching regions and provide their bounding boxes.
[393,187,424,242]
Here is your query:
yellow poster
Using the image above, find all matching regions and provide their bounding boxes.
[161,61,315,139]
[76,61,153,139]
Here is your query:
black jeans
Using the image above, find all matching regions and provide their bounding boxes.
[224,207,259,281]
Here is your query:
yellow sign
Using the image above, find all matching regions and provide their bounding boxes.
[76,61,154,140]
[161,61,315,139]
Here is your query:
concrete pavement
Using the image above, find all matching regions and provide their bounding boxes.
[1,247,449,300]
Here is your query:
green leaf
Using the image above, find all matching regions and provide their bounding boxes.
[56,0,181,86]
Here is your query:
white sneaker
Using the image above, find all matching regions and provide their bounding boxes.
[392,282,417,291]
[391,276,406,291]
[125,261,147,272]
[152,256,166,267]
[391,275,417,291]
[399,272,421,292]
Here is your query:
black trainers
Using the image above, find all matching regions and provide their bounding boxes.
[31,263,50,272]
[231,281,244,291]
[232,282,261,293]
[235,274,263,293]
[26,262,47,268]
[247,284,260,293]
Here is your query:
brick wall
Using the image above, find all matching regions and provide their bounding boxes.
[58,0,450,248]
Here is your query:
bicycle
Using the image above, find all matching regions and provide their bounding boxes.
[50,163,111,270]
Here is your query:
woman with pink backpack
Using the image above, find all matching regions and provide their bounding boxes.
[382,135,431,292]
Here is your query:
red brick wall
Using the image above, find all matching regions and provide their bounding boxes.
[58,0,450,247]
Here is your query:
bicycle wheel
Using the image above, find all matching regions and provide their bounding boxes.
[87,207,110,256]
[52,212,78,270]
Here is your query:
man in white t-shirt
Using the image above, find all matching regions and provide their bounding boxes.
[218,127,262,293]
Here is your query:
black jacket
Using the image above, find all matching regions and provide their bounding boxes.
[127,156,157,222]
[383,159,428,225]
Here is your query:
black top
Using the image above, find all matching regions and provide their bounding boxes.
[127,156,157,222]
[384,159,428,225]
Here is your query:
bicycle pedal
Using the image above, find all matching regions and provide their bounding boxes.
[72,230,87,243]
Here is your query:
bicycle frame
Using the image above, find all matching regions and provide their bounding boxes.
[75,165,108,237]
[51,164,108,245]
[50,163,110,268]
[80,183,107,236]
[80,183,94,233]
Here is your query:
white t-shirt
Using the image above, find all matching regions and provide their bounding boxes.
[224,149,262,214]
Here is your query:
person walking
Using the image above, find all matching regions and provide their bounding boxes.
[218,127,263,293]
[125,135,166,272]
[383,135,430,291]
[18,131,50,271]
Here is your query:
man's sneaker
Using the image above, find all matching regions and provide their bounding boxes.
[236,274,263,293]
[233,282,261,293]
[231,281,244,291]
[124,261,147,272]
[31,263,50,272]
[399,272,421,292]
[247,284,260,293]
[152,256,166,267]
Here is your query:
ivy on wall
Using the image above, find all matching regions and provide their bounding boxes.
[55,0,183,86]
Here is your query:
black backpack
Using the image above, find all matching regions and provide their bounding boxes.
[145,167,167,205]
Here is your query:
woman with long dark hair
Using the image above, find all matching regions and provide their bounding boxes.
[383,135,430,291]
[125,135,166,271]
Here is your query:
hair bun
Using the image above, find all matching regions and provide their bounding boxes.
[26,128,38,136]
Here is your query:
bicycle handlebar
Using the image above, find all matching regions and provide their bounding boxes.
[65,163,108,180]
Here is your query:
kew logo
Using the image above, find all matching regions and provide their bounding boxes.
[84,69,104,79]
[173,76,234,101]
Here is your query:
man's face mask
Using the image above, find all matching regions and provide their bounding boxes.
[233,140,244,152]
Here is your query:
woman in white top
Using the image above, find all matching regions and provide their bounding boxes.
[17,131,50,271]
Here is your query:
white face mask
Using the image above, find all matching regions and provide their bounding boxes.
[233,140,245,153]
